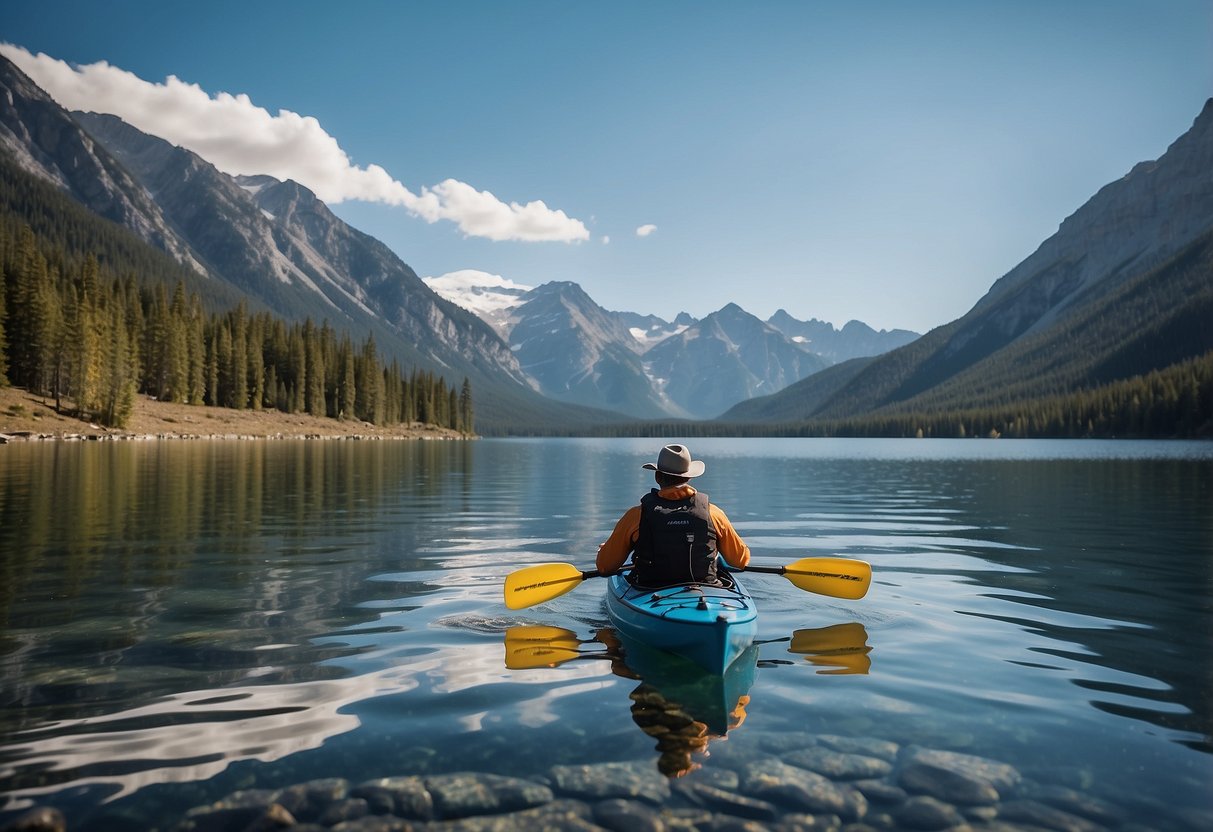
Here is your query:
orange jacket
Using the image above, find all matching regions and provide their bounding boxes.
[596,485,751,574]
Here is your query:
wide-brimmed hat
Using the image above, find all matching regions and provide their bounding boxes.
[642,444,706,478]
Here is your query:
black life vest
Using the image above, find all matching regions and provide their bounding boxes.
[631,489,719,587]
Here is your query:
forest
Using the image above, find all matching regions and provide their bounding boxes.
[0,224,473,433]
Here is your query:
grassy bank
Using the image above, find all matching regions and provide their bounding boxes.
[0,387,465,440]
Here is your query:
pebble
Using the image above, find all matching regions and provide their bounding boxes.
[350,777,433,820]
[996,798,1103,832]
[592,798,666,832]
[547,761,670,804]
[9,735,1179,831]
[784,747,893,780]
[740,759,867,821]
[894,795,966,830]
[0,808,66,832]
[817,735,901,762]
[896,746,1019,806]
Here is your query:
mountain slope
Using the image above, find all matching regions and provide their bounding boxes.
[735,98,1213,427]
[0,55,205,274]
[72,112,527,386]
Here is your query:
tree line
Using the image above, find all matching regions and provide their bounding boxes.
[0,224,473,432]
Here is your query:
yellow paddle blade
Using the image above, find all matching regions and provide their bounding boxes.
[790,623,872,675]
[505,644,584,670]
[789,622,869,654]
[504,625,581,651]
[503,625,586,669]
[503,563,588,610]
[782,557,872,600]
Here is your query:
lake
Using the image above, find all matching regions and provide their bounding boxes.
[0,437,1210,831]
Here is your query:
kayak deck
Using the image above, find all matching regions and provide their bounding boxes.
[605,573,758,675]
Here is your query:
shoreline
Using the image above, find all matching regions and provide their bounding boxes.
[0,387,468,443]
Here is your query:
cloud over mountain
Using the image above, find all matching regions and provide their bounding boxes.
[0,44,590,244]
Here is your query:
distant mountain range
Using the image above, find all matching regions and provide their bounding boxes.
[423,272,917,418]
[2,52,1209,435]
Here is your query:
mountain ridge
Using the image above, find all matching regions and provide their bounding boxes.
[424,269,919,418]
[722,98,1213,432]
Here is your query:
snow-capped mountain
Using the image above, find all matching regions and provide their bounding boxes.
[424,270,915,418]
[422,270,533,339]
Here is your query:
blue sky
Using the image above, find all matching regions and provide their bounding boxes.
[3,1,1209,332]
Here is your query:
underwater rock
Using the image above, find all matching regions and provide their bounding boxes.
[0,808,66,832]
[897,746,1020,806]
[740,759,866,820]
[592,798,666,832]
[319,798,369,826]
[327,818,413,831]
[425,798,595,831]
[547,761,671,803]
[783,747,893,780]
[770,812,845,830]
[743,730,822,755]
[424,772,552,819]
[174,800,295,832]
[351,776,433,820]
[893,795,966,830]
[816,735,901,762]
[680,781,778,821]
[1017,782,1121,826]
[272,778,351,822]
[997,799,1103,832]
[851,779,908,805]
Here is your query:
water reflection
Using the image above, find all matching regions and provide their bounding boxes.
[786,623,873,675]
[0,441,471,806]
[502,621,872,777]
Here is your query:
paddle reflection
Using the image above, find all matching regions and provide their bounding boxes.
[788,622,872,675]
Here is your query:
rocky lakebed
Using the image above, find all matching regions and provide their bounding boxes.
[6,731,1199,832]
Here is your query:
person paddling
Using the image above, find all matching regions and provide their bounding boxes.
[597,444,751,587]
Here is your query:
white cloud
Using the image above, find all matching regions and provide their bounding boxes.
[0,44,589,244]
[601,235,611,245]
[636,224,657,237]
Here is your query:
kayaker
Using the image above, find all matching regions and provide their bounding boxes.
[597,444,751,587]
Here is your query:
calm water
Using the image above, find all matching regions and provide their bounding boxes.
[0,438,1210,829]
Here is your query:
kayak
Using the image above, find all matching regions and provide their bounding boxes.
[605,571,758,675]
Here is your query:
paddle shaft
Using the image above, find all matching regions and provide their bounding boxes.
[511,568,600,594]
[738,563,866,584]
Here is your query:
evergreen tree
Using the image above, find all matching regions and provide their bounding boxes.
[459,377,474,434]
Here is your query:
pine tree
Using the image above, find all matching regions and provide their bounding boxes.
[459,377,474,434]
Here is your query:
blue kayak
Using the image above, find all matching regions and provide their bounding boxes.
[605,572,758,675]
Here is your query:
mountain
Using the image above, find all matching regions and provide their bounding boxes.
[0,54,643,432]
[70,111,526,387]
[643,304,830,419]
[724,99,1213,431]
[0,56,205,275]
[766,311,919,363]
[425,270,918,419]
[505,281,671,417]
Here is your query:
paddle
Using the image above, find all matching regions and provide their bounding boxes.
[739,556,872,600]
[503,563,601,610]
[503,556,871,609]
